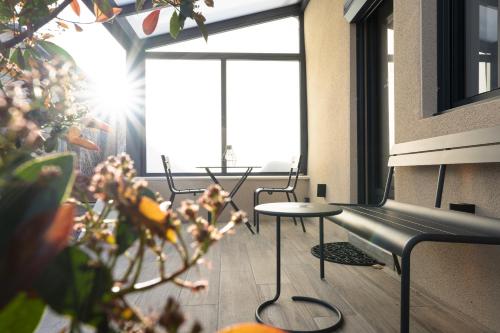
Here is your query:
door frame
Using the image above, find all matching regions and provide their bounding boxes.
[355,0,392,204]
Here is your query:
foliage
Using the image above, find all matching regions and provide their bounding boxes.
[0,1,263,333]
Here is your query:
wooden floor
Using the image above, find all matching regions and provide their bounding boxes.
[37,219,492,333]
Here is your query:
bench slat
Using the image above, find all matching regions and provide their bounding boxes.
[328,200,500,255]
[388,144,500,166]
[390,125,500,156]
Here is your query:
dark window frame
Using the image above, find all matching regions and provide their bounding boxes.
[137,16,308,177]
[437,0,500,113]
[355,0,394,204]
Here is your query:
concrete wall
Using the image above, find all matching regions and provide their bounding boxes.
[305,0,500,330]
[304,0,358,206]
[395,1,500,330]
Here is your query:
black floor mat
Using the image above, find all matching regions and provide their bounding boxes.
[311,242,383,266]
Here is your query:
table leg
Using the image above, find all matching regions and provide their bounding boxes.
[275,215,281,300]
[205,167,255,234]
[224,167,253,212]
[255,214,343,332]
[320,216,325,280]
[255,216,281,323]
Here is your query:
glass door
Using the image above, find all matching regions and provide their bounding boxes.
[359,0,394,204]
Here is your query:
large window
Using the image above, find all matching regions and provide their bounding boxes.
[145,17,303,174]
[438,0,500,111]
[145,60,222,173]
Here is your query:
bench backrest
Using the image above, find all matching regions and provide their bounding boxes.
[388,125,500,166]
[381,125,500,207]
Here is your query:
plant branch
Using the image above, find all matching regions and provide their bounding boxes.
[1,0,73,51]
[116,251,204,295]
[131,234,145,285]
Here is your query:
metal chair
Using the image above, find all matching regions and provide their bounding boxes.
[253,155,305,233]
[161,155,205,206]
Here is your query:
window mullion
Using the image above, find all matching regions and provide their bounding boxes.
[221,59,227,174]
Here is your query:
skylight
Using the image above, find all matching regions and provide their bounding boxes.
[121,0,301,39]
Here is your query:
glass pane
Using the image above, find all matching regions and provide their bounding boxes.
[466,0,500,97]
[128,0,300,39]
[150,17,299,53]
[145,59,221,173]
[226,61,300,172]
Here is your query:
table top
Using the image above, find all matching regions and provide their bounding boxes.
[196,166,261,169]
[254,202,343,218]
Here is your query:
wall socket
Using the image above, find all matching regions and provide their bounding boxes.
[317,184,326,198]
[449,203,475,214]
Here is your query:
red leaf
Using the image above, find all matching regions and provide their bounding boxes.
[0,204,75,308]
[70,0,81,16]
[143,9,160,35]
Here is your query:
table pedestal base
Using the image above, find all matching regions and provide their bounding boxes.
[256,296,343,333]
[254,215,343,333]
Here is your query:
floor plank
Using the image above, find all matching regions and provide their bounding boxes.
[180,305,218,333]
[257,283,318,331]
[218,269,260,329]
[179,243,221,306]
[36,219,492,333]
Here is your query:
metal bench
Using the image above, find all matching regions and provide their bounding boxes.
[327,125,500,333]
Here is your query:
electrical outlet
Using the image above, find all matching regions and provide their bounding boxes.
[317,184,326,198]
[449,203,475,214]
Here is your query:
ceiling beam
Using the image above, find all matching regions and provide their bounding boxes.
[143,4,301,50]
[301,0,310,12]
[115,0,154,16]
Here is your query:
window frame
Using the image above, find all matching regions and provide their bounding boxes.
[137,16,308,177]
[438,0,500,113]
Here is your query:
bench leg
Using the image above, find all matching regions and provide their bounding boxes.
[320,216,325,279]
[401,253,411,333]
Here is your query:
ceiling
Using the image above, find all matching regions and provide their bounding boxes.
[84,0,307,50]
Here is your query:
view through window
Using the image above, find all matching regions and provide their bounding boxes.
[145,17,302,174]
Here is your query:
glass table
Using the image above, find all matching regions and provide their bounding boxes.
[197,166,260,234]
[254,202,344,332]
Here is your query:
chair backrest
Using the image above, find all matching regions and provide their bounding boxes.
[287,155,302,189]
[161,155,176,192]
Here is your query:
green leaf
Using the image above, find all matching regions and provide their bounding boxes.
[170,11,181,39]
[14,152,75,203]
[37,40,75,64]
[179,0,194,18]
[0,293,45,333]
[0,153,75,251]
[138,186,157,200]
[116,218,138,255]
[9,48,24,69]
[94,0,113,18]
[0,3,13,21]
[135,0,146,11]
[196,19,208,42]
[22,47,37,70]
[34,247,113,325]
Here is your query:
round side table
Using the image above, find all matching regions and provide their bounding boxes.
[254,202,343,333]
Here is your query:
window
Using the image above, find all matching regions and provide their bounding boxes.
[145,60,222,173]
[226,61,301,171]
[144,17,303,174]
[438,0,500,111]
[150,17,300,53]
